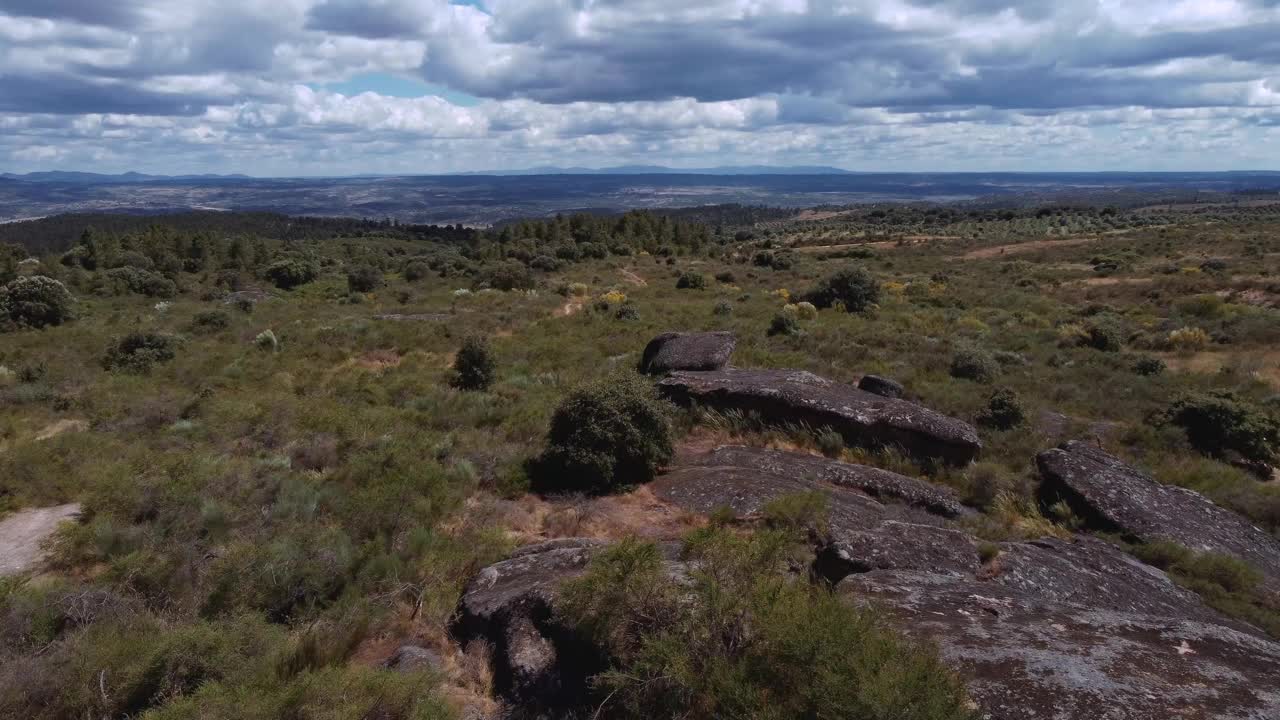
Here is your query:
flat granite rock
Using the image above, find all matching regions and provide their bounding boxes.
[639,331,736,375]
[838,535,1280,720]
[658,369,982,465]
[670,445,970,518]
[1038,440,1280,593]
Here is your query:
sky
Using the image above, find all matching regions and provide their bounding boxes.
[1,0,1279,175]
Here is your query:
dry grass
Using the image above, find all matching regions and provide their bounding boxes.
[962,235,1099,260]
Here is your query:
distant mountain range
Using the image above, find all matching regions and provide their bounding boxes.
[0,171,254,184]
[0,166,854,184]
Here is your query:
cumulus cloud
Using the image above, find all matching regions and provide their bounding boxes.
[0,0,1278,172]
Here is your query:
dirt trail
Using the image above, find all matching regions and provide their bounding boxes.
[962,236,1100,259]
[619,268,648,287]
[0,503,81,576]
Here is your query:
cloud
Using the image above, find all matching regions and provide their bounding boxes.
[0,0,1278,173]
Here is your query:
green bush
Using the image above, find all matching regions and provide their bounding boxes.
[1083,314,1124,352]
[803,267,880,313]
[530,373,673,494]
[264,257,318,290]
[767,313,802,337]
[557,531,972,720]
[403,260,430,282]
[712,300,733,317]
[950,344,998,383]
[1131,355,1166,376]
[102,267,177,298]
[675,271,707,290]
[452,335,496,391]
[345,265,383,293]
[1159,391,1280,468]
[102,333,179,374]
[977,387,1025,430]
[0,275,75,329]
[615,304,641,321]
[476,261,535,291]
[191,310,230,334]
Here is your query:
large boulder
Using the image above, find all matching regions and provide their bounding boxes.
[1037,441,1280,592]
[639,331,736,375]
[839,536,1280,720]
[658,369,982,465]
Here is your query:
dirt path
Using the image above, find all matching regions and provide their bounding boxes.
[0,503,81,576]
[962,236,1100,260]
[619,268,648,287]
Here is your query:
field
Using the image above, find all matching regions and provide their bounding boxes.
[2,199,1280,718]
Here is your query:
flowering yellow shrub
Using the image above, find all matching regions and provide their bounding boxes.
[772,288,791,302]
[881,281,906,298]
[601,290,628,305]
[956,315,990,335]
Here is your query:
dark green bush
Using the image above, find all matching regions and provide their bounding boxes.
[451,335,496,391]
[0,275,75,329]
[714,270,736,284]
[557,531,972,720]
[803,267,880,313]
[1131,355,1166,376]
[530,373,673,494]
[403,260,430,282]
[1159,391,1280,468]
[191,310,230,334]
[102,333,179,374]
[950,344,998,383]
[476,261,534,291]
[675,271,706,290]
[977,387,1025,430]
[767,312,801,337]
[1084,314,1124,352]
[102,267,177,298]
[264,257,318,290]
[345,265,382,293]
[615,304,640,321]
[712,300,733,317]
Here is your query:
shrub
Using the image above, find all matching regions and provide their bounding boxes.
[476,261,534,292]
[403,260,430,282]
[1083,314,1124,352]
[817,429,844,458]
[614,304,640,321]
[950,344,998,383]
[191,310,230,334]
[1166,326,1211,352]
[346,265,382,293]
[977,387,1026,430]
[452,335,496,391]
[103,333,179,373]
[785,301,818,321]
[712,300,733,317]
[714,271,736,284]
[803,267,880,313]
[675,271,706,290]
[0,276,75,329]
[530,373,673,494]
[557,531,972,720]
[264,257,318,290]
[1159,391,1280,468]
[767,313,802,337]
[254,330,279,353]
[1131,356,1166,376]
[103,267,178,298]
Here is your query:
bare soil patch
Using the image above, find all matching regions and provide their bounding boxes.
[962,236,1100,260]
[0,503,81,576]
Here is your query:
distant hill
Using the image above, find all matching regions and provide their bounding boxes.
[0,171,254,184]
[450,165,856,176]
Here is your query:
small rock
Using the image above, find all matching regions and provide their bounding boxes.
[384,645,444,673]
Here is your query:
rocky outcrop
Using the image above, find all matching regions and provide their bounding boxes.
[658,369,982,465]
[450,538,608,712]
[383,645,444,673]
[639,331,736,375]
[1037,441,1280,592]
[451,538,688,715]
[654,445,1280,719]
[857,374,904,399]
[662,446,970,520]
[840,536,1280,720]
